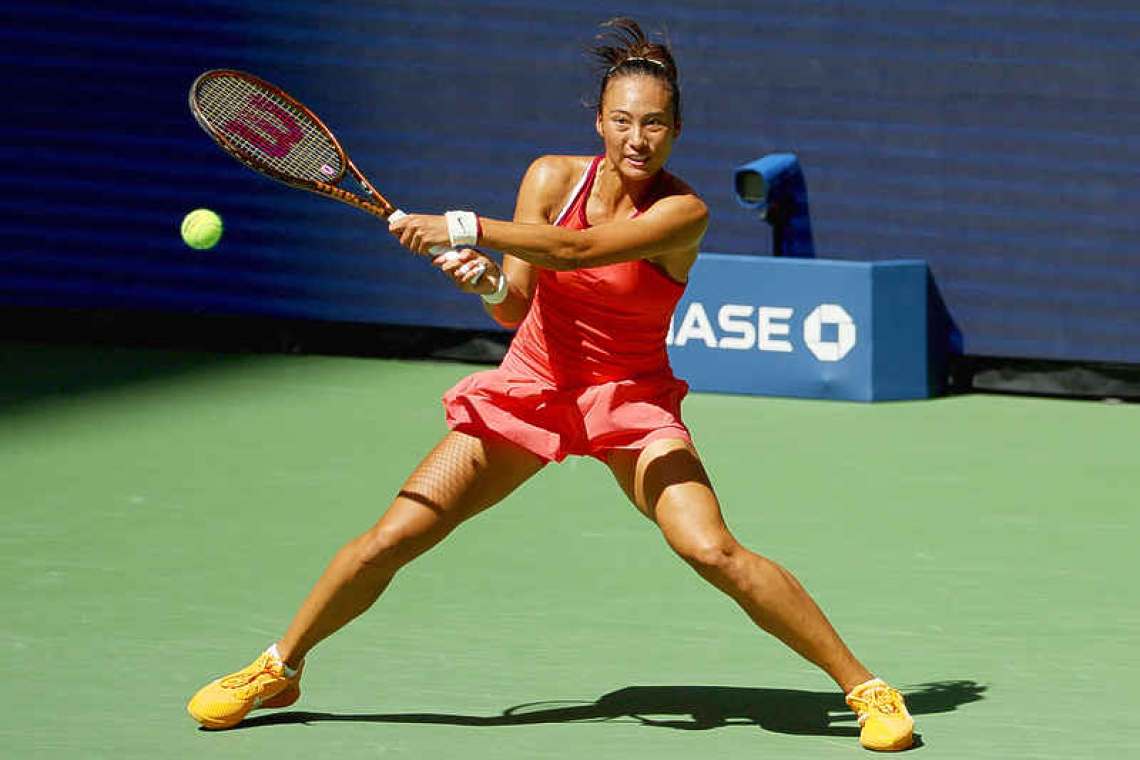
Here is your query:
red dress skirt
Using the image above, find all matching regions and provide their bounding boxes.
[444,354,690,463]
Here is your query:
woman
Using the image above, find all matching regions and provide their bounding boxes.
[188,18,914,752]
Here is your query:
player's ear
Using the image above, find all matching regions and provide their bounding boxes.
[595,110,604,139]
[674,118,682,137]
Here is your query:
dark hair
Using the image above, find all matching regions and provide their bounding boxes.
[588,18,681,126]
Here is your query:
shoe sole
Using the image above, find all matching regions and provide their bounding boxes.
[862,735,915,752]
[188,681,300,730]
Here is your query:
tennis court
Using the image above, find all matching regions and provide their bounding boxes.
[2,340,1136,758]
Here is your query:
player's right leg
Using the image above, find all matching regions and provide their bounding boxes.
[188,430,545,729]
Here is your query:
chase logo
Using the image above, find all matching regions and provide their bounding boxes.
[667,302,857,362]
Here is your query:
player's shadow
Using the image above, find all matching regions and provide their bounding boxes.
[236,679,984,745]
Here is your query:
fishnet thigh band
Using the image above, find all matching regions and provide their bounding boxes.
[393,431,546,536]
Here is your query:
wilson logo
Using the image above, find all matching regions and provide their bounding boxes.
[225,95,302,158]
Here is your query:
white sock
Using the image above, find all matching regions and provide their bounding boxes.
[267,643,298,678]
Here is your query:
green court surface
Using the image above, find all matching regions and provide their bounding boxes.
[2,341,1137,758]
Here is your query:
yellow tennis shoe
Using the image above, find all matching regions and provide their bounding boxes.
[845,678,915,751]
[188,648,303,729]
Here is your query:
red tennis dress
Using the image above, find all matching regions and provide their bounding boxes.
[442,156,691,462]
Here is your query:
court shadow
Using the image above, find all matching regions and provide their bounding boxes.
[236,679,985,744]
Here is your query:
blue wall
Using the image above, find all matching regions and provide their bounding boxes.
[4,1,1139,363]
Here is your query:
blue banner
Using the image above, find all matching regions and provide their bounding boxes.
[3,2,1138,364]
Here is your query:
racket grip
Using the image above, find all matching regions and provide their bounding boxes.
[388,209,452,256]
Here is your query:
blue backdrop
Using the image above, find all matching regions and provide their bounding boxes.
[4,1,1139,363]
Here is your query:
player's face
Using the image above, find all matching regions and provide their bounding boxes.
[595,75,677,181]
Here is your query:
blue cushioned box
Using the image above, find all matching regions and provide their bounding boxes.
[666,255,943,401]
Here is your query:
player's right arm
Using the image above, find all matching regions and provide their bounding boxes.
[483,155,578,328]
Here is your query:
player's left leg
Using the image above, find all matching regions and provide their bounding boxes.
[606,438,914,751]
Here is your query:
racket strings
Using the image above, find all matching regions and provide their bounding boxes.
[195,75,343,183]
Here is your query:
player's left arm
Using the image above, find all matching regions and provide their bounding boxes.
[480,192,709,272]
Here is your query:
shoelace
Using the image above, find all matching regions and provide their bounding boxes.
[850,686,904,725]
[219,655,283,696]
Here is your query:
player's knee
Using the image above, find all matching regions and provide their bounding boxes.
[354,523,437,571]
[670,533,740,579]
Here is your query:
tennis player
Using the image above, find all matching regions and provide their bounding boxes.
[188,18,914,752]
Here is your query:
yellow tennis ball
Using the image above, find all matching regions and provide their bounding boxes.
[181,208,224,250]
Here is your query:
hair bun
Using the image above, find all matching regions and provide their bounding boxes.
[590,17,678,81]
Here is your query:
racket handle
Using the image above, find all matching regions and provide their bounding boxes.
[388,209,452,256]
[388,208,481,283]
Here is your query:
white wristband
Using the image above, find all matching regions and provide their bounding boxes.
[445,210,479,247]
[481,270,509,305]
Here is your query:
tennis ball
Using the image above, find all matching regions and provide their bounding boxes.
[181,208,224,250]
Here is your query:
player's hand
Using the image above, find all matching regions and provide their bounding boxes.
[387,213,450,255]
[433,248,498,295]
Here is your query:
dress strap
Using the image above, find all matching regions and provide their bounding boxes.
[553,156,602,227]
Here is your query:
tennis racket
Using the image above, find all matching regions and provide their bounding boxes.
[188,69,481,278]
